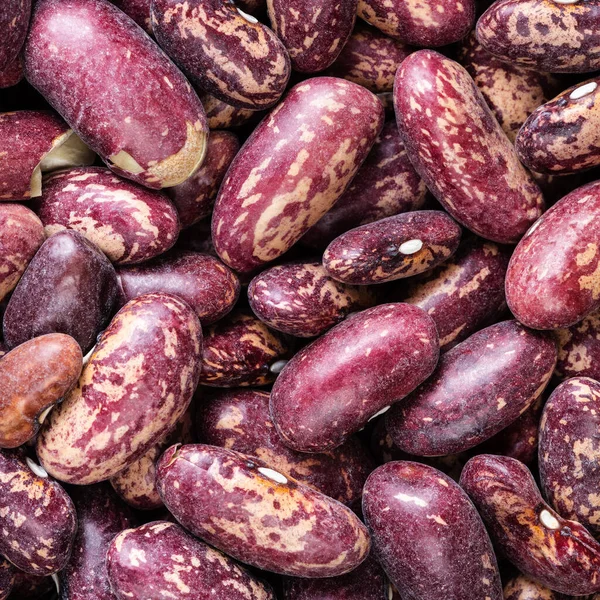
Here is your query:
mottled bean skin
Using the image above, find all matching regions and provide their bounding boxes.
[0,334,82,448]
[166,130,240,229]
[358,0,475,46]
[0,111,94,201]
[152,0,290,110]
[516,78,600,175]
[248,261,376,337]
[503,574,563,600]
[282,556,387,599]
[199,311,291,387]
[0,204,44,303]
[107,521,275,600]
[398,237,510,351]
[476,0,600,74]
[0,451,77,576]
[554,310,600,381]
[37,293,203,485]
[323,211,461,285]
[267,0,356,73]
[539,378,600,537]
[3,230,120,353]
[394,50,544,244]
[457,31,559,143]
[460,454,600,596]
[303,121,427,250]
[156,444,371,577]
[197,389,374,508]
[60,484,135,600]
[200,92,257,130]
[110,0,152,33]
[0,560,14,600]
[24,0,208,189]
[117,250,240,326]
[325,23,413,93]
[0,56,24,89]
[271,303,439,452]
[363,461,502,600]
[0,1,31,70]
[387,320,556,456]
[212,77,384,273]
[35,167,180,265]
[505,180,600,330]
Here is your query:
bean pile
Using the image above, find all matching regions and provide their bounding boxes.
[1,0,600,599]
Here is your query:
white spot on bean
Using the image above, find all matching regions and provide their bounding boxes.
[400,239,424,255]
[368,406,391,421]
[395,492,428,507]
[570,81,598,100]
[237,7,259,22]
[26,458,48,479]
[258,467,288,484]
[540,509,560,530]
[270,360,289,374]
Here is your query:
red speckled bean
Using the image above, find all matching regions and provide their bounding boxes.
[0,56,24,89]
[107,521,275,600]
[35,167,180,265]
[394,50,544,244]
[476,0,600,74]
[323,210,461,285]
[166,130,240,229]
[200,92,258,130]
[539,377,600,537]
[248,261,376,337]
[60,484,135,600]
[503,574,564,600]
[271,303,439,452]
[156,443,371,577]
[302,121,427,250]
[505,180,600,330]
[37,292,202,485]
[267,0,357,73]
[110,0,152,33]
[554,309,600,381]
[212,77,384,273]
[197,389,374,508]
[24,0,208,189]
[0,451,77,576]
[3,230,121,353]
[386,320,557,456]
[117,250,240,326]
[357,0,475,47]
[152,0,290,110]
[398,236,510,351]
[0,111,94,201]
[363,461,502,600]
[0,1,31,70]
[325,23,413,93]
[460,454,600,596]
[0,204,44,303]
[199,311,291,387]
[0,560,14,600]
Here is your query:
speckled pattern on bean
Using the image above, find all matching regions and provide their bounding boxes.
[0,559,14,600]
[200,92,258,130]
[503,574,562,600]
[0,1,31,70]
[110,0,152,33]
[554,309,600,381]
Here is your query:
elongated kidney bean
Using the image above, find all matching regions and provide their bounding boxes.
[477,0,600,74]
[3,230,120,352]
[212,77,384,273]
[505,180,600,329]
[0,334,82,448]
[24,0,208,189]
[156,444,371,577]
[323,210,461,284]
[271,303,438,452]
[248,261,376,337]
[554,309,600,380]
[60,484,135,600]
[363,461,502,600]
[37,292,202,485]
[0,1,31,70]
[357,0,475,46]
[517,78,600,175]
[0,451,77,576]
[460,454,600,596]
[394,50,544,244]
[197,389,374,507]
[386,320,556,456]
[302,120,426,249]
[117,250,240,325]
[0,560,14,600]
[107,521,275,600]
[0,204,44,303]
[35,167,179,264]
[0,111,94,201]
[539,378,600,537]
[398,236,510,351]
[267,0,357,73]
[152,0,290,110]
